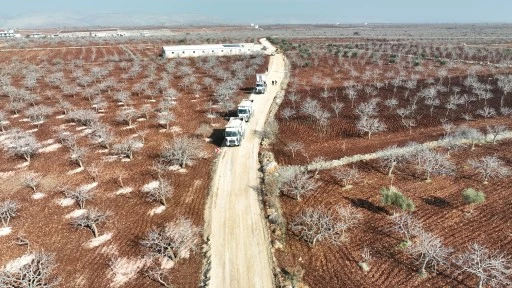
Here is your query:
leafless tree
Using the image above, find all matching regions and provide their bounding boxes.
[0,200,19,227]
[356,117,387,139]
[335,205,363,241]
[455,243,511,288]
[279,167,319,201]
[71,207,109,238]
[90,122,114,149]
[114,90,131,105]
[159,136,205,168]
[468,156,510,184]
[331,101,344,119]
[476,106,497,119]
[378,145,404,178]
[401,118,417,135]
[143,265,173,288]
[290,205,360,246]
[285,141,304,158]
[5,129,41,162]
[26,105,54,126]
[70,146,87,168]
[0,110,9,132]
[68,109,99,127]
[332,166,360,187]
[486,125,509,144]
[390,212,423,245]
[409,147,455,181]
[407,230,452,276]
[23,172,41,193]
[140,217,201,263]
[112,138,143,160]
[116,108,138,127]
[63,186,94,209]
[157,111,176,130]
[454,126,484,150]
[86,163,101,182]
[280,107,296,120]
[56,131,76,148]
[141,179,174,207]
[0,252,60,288]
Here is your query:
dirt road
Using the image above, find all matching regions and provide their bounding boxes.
[203,39,284,288]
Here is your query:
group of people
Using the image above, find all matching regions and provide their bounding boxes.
[270,80,277,85]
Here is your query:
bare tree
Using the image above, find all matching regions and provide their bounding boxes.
[0,200,19,227]
[285,141,304,158]
[112,138,143,160]
[140,217,201,263]
[409,148,455,181]
[290,208,338,247]
[0,110,9,132]
[0,252,60,288]
[390,212,423,246]
[378,145,404,178]
[332,166,360,188]
[5,129,41,162]
[157,111,176,130]
[454,126,484,150]
[90,122,113,149]
[71,207,109,238]
[86,163,101,182]
[70,146,87,168]
[141,179,174,207]
[455,243,511,288]
[159,136,205,168]
[408,230,452,276]
[468,156,510,184]
[143,265,174,288]
[23,172,41,193]
[331,101,344,119]
[26,105,54,126]
[280,107,296,121]
[356,117,387,139]
[63,186,94,209]
[335,205,363,241]
[486,125,509,144]
[116,108,138,127]
[279,167,319,201]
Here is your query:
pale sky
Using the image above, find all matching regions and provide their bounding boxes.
[1,0,512,25]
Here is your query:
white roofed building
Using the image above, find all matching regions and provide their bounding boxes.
[161,43,263,58]
[0,30,21,38]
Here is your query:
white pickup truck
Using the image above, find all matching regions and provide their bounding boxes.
[224,117,246,147]
[237,99,254,122]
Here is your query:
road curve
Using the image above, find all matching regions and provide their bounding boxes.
[204,39,284,288]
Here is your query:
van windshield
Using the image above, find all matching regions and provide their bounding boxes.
[225,131,239,137]
[238,109,248,115]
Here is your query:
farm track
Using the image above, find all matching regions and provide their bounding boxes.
[203,39,285,288]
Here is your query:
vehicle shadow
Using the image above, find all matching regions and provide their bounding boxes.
[209,129,225,148]
[240,86,254,94]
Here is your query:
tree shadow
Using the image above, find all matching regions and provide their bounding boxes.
[345,197,389,215]
[422,196,451,208]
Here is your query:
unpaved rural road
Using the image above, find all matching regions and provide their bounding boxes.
[204,39,284,288]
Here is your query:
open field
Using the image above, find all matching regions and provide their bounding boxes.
[261,29,512,288]
[0,31,267,287]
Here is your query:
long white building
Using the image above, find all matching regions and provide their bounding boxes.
[162,43,264,58]
[0,30,21,38]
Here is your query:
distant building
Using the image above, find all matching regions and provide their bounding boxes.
[161,43,263,58]
[28,33,45,38]
[0,29,21,38]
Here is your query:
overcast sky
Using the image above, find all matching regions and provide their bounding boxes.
[2,0,512,25]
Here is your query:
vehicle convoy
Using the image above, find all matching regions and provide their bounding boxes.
[237,99,254,122]
[225,117,246,147]
[255,73,267,94]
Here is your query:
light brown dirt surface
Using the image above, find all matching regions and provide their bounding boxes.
[205,39,284,288]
